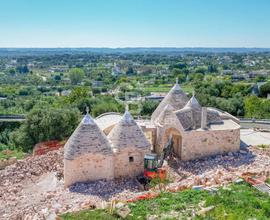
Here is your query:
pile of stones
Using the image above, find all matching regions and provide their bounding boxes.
[1,146,270,219]
[167,146,270,190]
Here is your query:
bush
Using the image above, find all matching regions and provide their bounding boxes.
[259,82,270,97]
[141,100,159,116]
[11,107,80,152]
[91,97,124,117]
[244,95,270,119]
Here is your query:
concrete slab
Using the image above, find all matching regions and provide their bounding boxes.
[240,129,270,147]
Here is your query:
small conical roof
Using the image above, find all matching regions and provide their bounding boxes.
[64,113,112,160]
[151,80,189,123]
[184,93,201,109]
[108,110,151,150]
[156,104,174,126]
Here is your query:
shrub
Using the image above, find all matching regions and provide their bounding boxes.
[11,107,80,152]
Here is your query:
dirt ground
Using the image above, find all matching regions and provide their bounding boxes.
[1,146,270,220]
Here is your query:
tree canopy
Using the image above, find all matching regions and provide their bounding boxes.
[69,68,85,85]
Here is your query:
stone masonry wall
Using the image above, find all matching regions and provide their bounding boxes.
[181,128,240,161]
[64,153,114,187]
[155,110,184,155]
[114,147,149,178]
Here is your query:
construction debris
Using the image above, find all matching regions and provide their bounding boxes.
[0,146,270,220]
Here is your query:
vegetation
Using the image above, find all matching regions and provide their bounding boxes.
[69,68,85,85]
[10,107,80,152]
[61,183,270,220]
[0,50,270,155]
[0,145,24,160]
[244,96,270,118]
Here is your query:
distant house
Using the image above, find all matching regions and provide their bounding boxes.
[145,92,167,101]
[61,90,71,96]
[248,72,257,79]
[222,70,233,75]
[231,74,245,82]
[111,63,121,76]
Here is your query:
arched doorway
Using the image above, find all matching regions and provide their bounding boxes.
[165,128,182,158]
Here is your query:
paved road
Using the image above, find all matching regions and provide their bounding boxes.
[240,129,270,147]
[240,122,270,130]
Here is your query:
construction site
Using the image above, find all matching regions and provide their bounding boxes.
[1,83,270,219]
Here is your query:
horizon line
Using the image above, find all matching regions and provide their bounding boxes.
[1,47,270,49]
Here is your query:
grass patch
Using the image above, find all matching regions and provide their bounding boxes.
[0,145,25,160]
[62,209,120,220]
[60,183,270,220]
[144,84,193,93]
[257,144,269,149]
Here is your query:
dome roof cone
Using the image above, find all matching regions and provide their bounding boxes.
[64,106,112,160]
[108,108,151,150]
[151,78,189,122]
[184,91,201,109]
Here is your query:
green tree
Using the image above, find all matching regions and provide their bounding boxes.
[259,82,270,97]
[141,100,159,116]
[11,107,80,151]
[66,87,90,103]
[69,68,85,85]
[244,96,270,119]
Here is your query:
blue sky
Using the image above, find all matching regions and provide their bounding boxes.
[0,0,270,48]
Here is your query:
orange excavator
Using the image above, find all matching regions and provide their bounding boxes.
[137,138,173,189]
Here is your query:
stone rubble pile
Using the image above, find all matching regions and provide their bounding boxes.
[0,146,270,220]
[0,149,63,186]
[166,147,270,190]
[70,179,140,199]
[0,148,139,220]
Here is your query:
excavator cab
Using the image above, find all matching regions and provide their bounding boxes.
[144,154,159,179]
[143,153,168,181]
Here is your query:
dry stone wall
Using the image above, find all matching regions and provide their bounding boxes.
[181,128,240,161]
[64,153,114,187]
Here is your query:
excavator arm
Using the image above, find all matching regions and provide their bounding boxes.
[158,137,173,168]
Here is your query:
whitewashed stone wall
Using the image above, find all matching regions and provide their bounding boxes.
[64,153,114,187]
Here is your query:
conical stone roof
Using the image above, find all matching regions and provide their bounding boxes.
[176,94,202,130]
[156,104,174,126]
[108,110,151,150]
[151,81,188,123]
[184,94,201,109]
[64,113,112,160]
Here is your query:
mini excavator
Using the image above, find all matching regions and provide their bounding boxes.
[137,137,174,189]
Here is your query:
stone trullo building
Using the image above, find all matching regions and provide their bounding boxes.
[64,108,151,187]
[64,81,240,187]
